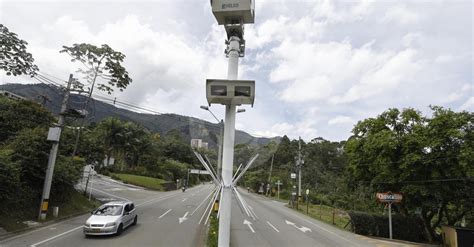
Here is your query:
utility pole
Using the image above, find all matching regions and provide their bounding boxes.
[38,74,74,221]
[296,137,304,209]
[266,154,274,196]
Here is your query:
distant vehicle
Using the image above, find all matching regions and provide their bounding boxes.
[83,201,137,236]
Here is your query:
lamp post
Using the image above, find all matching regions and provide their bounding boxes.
[200,106,245,178]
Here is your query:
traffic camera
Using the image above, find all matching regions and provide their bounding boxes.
[206,79,255,106]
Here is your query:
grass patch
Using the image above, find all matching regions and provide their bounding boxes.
[0,190,100,233]
[111,173,166,191]
[53,191,101,220]
[293,202,351,230]
[207,212,218,247]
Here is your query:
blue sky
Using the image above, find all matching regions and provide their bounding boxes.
[0,0,472,141]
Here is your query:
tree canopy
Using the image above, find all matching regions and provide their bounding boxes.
[345,107,473,241]
[0,24,38,76]
[60,43,132,94]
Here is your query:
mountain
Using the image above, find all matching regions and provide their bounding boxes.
[0,83,280,147]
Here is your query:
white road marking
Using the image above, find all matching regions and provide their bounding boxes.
[191,189,215,216]
[243,219,255,233]
[30,226,82,247]
[284,212,357,246]
[248,205,259,220]
[158,209,173,219]
[182,198,187,202]
[266,221,280,233]
[29,190,183,246]
[105,188,124,191]
[91,188,129,201]
[285,220,312,233]
[179,211,189,224]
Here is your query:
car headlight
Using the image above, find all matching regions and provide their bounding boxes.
[84,223,90,227]
[105,222,116,227]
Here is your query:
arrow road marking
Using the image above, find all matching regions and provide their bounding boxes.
[179,211,189,224]
[158,209,172,219]
[299,226,312,233]
[266,221,279,233]
[285,220,312,233]
[243,219,255,233]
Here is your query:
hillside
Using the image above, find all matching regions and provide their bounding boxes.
[0,83,279,147]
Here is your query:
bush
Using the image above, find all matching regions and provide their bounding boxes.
[348,211,427,243]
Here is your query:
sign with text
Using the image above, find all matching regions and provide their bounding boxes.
[189,169,211,175]
[376,192,403,203]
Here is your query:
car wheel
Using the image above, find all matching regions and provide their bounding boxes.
[116,223,123,236]
[132,215,138,226]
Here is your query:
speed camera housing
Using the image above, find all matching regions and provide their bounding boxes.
[211,0,255,25]
[206,79,255,106]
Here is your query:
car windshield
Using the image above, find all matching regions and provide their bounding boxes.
[93,205,123,216]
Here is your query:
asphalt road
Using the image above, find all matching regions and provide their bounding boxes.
[0,175,214,247]
[230,188,430,247]
[1,175,430,247]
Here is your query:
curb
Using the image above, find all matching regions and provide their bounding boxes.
[0,210,90,241]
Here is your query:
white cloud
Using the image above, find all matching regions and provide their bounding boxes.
[0,0,470,142]
[459,97,474,111]
[382,5,422,25]
[254,120,318,140]
[328,116,354,125]
[331,49,422,104]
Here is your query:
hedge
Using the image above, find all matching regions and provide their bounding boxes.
[348,211,427,243]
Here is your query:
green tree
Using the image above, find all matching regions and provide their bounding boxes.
[0,96,54,143]
[345,107,473,241]
[158,129,195,165]
[60,43,132,95]
[0,24,38,76]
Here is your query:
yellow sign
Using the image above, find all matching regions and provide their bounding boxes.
[41,201,49,211]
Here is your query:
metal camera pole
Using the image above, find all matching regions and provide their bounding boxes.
[219,35,240,247]
[208,2,255,246]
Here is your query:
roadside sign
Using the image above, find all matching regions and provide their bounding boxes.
[290,173,296,179]
[189,169,211,175]
[376,192,403,203]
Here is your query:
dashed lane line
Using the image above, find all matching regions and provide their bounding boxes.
[266,221,280,233]
[158,209,173,219]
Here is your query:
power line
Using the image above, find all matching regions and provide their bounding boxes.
[38,71,68,84]
[32,71,275,139]
[35,73,64,87]
[91,94,165,115]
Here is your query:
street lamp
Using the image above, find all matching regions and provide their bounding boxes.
[200,105,246,177]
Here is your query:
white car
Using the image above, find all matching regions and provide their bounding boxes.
[83,201,137,236]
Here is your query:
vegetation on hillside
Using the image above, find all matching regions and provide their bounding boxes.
[237,107,473,243]
[0,95,200,231]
